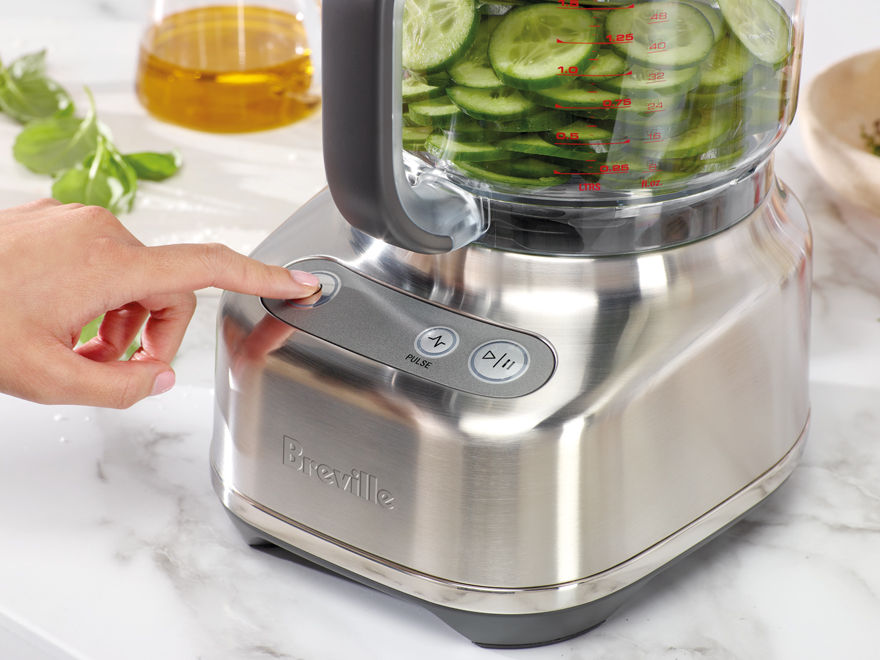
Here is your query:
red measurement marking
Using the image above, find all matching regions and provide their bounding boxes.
[554,139,631,147]
[554,128,599,136]
[555,106,610,111]
[602,98,632,108]
[556,71,633,78]
[556,38,613,45]
[580,2,634,8]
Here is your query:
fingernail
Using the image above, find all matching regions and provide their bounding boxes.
[290,270,321,290]
[151,370,176,396]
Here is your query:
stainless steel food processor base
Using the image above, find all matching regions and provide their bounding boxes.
[212,422,806,648]
[211,160,811,648]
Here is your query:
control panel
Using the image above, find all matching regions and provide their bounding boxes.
[261,258,556,399]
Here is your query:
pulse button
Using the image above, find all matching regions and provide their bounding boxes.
[285,270,340,308]
[415,327,459,358]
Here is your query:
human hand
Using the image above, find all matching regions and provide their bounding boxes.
[0,199,320,408]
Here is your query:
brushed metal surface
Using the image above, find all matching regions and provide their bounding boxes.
[213,421,806,615]
[211,163,811,591]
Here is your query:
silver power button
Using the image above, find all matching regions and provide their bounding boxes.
[285,270,341,308]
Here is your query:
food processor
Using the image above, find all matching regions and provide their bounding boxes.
[211,0,810,648]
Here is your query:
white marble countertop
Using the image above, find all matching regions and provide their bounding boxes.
[2,1,880,659]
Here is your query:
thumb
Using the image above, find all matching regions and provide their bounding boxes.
[49,348,175,408]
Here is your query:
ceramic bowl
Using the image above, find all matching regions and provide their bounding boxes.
[801,48,880,215]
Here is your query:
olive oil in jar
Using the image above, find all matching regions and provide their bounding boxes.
[135,5,320,133]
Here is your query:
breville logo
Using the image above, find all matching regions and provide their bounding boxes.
[283,436,396,510]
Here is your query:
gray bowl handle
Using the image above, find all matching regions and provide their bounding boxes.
[322,0,487,254]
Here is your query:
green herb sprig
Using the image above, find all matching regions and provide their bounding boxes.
[1,49,181,214]
[861,120,880,158]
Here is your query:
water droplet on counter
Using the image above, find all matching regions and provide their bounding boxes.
[53,414,68,422]
[59,436,68,444]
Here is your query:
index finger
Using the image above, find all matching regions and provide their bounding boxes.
[126,243,321,300]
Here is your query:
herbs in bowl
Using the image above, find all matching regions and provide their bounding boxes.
[1,49,181,213]
[861,120,880,158]
[802,48,880,216]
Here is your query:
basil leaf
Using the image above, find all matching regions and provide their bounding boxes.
[0,50,73,124]
[122,150,182,181]
[7,50,48,79]
[52,134,136,215]
[77,315,103,345]
[51,163,116,211]
[102,138,138,213]
[78,314,140,358]
[12,87,98,174]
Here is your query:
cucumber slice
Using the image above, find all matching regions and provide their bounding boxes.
[403,125,436,150]
[452,159,569,188]
[546,120,614,144]
[596,64,700,97]
[402,77,448,103]
[441,117,503,141]
[699,35,754,88]
[503,157,567,179]
[479,1,526,15]
[448,16,504,89]
[486,109,573,132]
[605,2,715,69]
[749,64,779,89]
[425,134,506,161]
[425,71,453,86]
[408,97,463,126]
[530,81,688,125]
[688,82,746,106]
[622,118,691,144]
[402,0,479,72]
[662,140,746,173]
[618,97,693,127]
[489,4,602,90]
[499,134,605,165]
[679,0,727,41]
[637,106,733,159]
[478,157,565,180]
[576,49,628,80]
[717,0,792,66]
[528,80,608,112]
[446,85,537,120]
[743,89,786,132]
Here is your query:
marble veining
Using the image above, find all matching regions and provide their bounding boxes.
[2,1,880,659]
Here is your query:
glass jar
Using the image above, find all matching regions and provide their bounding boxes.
[136,0,322,132]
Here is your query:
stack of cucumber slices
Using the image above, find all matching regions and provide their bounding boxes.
[401,0,794,194]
